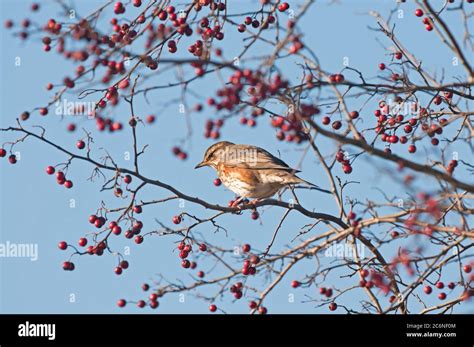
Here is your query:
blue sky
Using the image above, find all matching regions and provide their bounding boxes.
[1,0,473,313]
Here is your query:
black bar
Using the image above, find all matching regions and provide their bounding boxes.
[0,314,472,346]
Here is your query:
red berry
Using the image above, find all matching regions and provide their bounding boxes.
[58,241,67,250]
[250,211,259,220]
[242,244,251,253]
[249,301,257,309]
[291,280,300,288]
[120,260,129,269]
[64,180,73,189]
[8,155,17,164]
[114,266,123,275]
[172,215,182,224]
[258,306,267,314]
[181,260,191,268]
[123,175,132,184]
[209,304,217,312]
[76,140,85,149]
[117,299,126,307]
[463,265,472,273]
[415,9,423,17]
[378,63,386,70]
[112,225,122,235]
[213,178,222,186]
[332,121,342,130]
[78,238,87,247]
[133,205,142,214]
[46,166,55,175]
[135,235,144,244]
[278,2,289,12]
[137,300,146,308]
[62,261,75,271]
[424,285,432,294]
[146,114,155,124]
[0,148,6,157]
[328,302,337,311]
[199,244,207,252]
[438,292,446,300]
[436,282,444,289]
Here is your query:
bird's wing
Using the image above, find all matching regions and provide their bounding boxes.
[222,144,301,173]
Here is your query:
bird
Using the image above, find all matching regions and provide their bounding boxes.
[195,141,328,205]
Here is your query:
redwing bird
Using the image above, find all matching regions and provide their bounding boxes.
[195,141,329,205]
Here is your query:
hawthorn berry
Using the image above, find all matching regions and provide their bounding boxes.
[58,241,67,250]
[123,175,132,184]
[278,2,290,12]
[209,304,217,312]
[112,225,122,235]
[181,260,190,268]
[172,215,182,224]
[120,260,129,269]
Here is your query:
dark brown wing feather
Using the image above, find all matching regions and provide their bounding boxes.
[222,144,301,173]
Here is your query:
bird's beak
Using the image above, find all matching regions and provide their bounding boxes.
[194,161,207,169]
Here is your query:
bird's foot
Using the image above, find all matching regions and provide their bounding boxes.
[248,198,263,206]
[230,197,243,208]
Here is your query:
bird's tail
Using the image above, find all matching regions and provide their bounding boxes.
[291,176,332,194]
